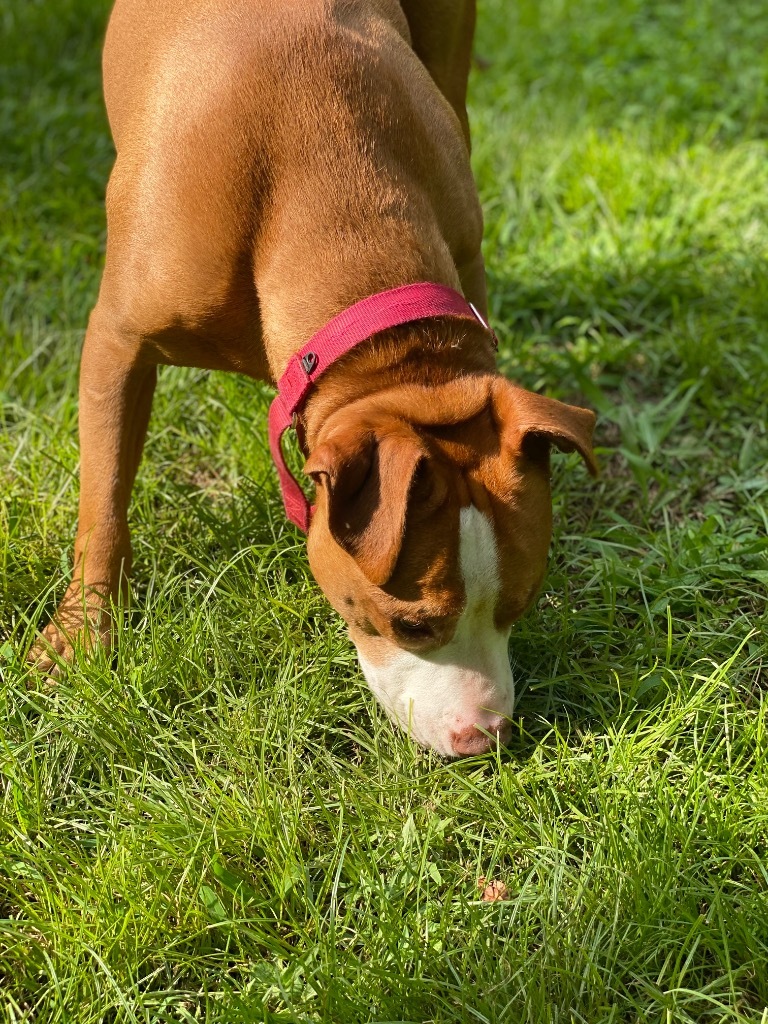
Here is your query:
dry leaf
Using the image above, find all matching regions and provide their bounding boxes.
[478,877,508,902]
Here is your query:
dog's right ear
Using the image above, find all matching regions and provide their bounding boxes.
[304,427,425,587]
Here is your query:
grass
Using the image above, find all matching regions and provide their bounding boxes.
[1,0,767,1019]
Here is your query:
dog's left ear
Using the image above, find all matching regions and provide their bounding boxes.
[495,380,599,476]
[304,428,425,586]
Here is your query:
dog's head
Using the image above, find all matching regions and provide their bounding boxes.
[305,375,597,756]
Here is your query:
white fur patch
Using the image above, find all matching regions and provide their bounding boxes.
[357,505,514,755]
[457,503,500,618]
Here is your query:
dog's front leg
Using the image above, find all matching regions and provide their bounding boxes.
[31,305,157,674]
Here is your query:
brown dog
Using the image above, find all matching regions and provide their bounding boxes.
[33,0,596,756]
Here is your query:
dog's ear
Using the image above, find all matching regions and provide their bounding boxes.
[494,380,599,476]
[304,428,425,586]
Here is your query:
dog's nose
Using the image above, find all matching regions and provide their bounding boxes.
[450,715,512,756]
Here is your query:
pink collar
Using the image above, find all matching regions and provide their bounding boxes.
[267,281,496,531]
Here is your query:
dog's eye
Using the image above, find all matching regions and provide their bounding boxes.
[391,617,434,643]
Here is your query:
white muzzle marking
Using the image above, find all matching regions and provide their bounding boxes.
[358,505,514,755]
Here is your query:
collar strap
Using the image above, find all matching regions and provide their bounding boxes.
[267,281,496,531]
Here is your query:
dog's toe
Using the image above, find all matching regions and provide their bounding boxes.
[27,624,72,681]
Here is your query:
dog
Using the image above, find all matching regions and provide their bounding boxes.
[32,0,597,757]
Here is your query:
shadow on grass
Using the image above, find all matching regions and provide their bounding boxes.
[2,0,111,92]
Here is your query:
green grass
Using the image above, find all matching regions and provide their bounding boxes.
[1,0,768,1019]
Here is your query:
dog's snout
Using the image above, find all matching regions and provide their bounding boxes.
[450,715,511,756]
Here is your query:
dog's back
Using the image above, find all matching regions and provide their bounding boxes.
[100,0,482,374]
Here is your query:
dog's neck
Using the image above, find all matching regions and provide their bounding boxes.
[300,317,496,450]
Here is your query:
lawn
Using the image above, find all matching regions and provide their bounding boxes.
[1,0,768,1020]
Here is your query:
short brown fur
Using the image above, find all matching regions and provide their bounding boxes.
[32,0,596,690]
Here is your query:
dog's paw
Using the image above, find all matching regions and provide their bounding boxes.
[27,620,76,679]
[27,588,114,680]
